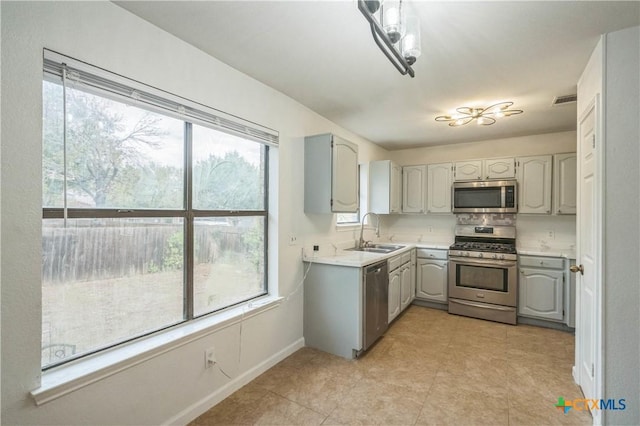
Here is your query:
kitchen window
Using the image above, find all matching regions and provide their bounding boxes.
[41,50,276,369]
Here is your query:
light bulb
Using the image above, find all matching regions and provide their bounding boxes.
[477,117,486,125]
[401,15,421,64]
[382,1,405,44]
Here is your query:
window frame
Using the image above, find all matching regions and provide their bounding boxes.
[41,52,272,369]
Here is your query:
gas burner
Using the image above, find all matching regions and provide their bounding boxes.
[448,225,517,261]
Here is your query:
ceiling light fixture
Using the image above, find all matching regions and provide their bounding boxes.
[435,102,524,127]
[358,0,421,78]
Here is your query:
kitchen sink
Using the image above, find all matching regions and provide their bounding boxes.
[345,244,405,254]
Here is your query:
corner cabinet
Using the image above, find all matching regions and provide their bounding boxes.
[516,155,552,214]
[304,133,358,213]
[402,165,427,213]
[553,153,577,215]
[426,163,452,213]
[415,249,448,303]
[518,255,565,321]
[370,160,402,214]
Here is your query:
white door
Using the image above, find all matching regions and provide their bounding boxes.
[388,269,401,322]
[575,98,599,408]
[416,259,448,302]
[518,268,564,321]
[399,264,412,311]
[390,163,403,213]
[554,153,578,215]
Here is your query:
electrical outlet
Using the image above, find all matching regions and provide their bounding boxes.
[205,346,216,368]
[427,226,433,233]
[313,245,319,251]
[547,230,555,239]
[288,234,298,246]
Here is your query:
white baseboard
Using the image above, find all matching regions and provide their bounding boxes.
[165,337,305,426]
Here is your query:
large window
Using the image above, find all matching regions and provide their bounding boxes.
[41,52,273,369]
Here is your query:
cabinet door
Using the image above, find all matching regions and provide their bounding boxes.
[454,160,482,181]
[517,155,552,214]
[400,263,412,311]
[427,163,452,213]
[416,259,448,302]
[485,158,515,179]
[553,153,577,215]
[331,136,359,212]
[519,268,564,321]
[390,163,403,213]
[402,165,427,213]
[388,269,401,322]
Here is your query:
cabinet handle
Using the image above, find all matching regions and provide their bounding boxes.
[486,176,489,179]
[540,261,544,265]
[546,210,551,214]
[558,209,562,214]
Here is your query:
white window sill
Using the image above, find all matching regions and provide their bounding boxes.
[335,223,360,232]
[31,296,283,406]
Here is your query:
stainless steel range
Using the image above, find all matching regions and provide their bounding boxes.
[448,225,518,325]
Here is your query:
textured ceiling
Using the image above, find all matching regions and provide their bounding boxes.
[115,1,640,149]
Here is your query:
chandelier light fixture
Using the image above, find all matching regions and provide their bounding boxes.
[358,0,421,77]
[435,102,524,127]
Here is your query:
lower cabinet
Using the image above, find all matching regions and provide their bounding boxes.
[388,268,401,322]
[388,250,414,323]
[415,249,448,303]
[518,256,565,321]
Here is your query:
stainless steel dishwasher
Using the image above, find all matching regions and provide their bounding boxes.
[363,260,389,350]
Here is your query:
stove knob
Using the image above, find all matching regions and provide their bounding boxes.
[465,252,470,257]
[478,253,483,258]
[499,254,505,260]
[492,254,498,259]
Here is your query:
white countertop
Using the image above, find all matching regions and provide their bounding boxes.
[302,241,453,268]
[517,247,576,259]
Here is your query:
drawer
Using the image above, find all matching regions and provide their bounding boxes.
[416,248,448,260]
[388,255,403,272]
[401,252,412,264]
[518,255,565,270]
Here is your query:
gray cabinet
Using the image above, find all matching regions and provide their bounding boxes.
[517,155,553,214]
[518,255,565,321]
[304,133,359,213]
[553,153,577,215]
[454,158,515,181]
[370,160,402,214]
[389,250,413,322]
[426,163,452,213]
[415,249,448,303]
[402,165,427,213]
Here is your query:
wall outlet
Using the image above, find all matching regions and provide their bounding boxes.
[313,245,319,251]
[205,346,216,368]
[288,234,298,246]
[547,230,555,239]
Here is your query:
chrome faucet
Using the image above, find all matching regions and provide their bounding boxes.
[359,212,380,248]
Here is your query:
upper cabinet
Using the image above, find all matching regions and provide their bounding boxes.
[304,133,358,214]
[370,160,402,214]
[553,153,577,215]
[485,158,516,180]
[517,155,552,214]
[427,163,452,213]
[402,165,427,213]
[454,160,482,181]
[454,158,515,181]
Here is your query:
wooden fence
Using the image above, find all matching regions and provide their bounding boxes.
[42,223,245,284]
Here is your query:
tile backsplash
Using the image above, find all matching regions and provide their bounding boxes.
[456,214,516,226]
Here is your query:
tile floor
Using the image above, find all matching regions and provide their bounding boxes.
[189,306,591,425]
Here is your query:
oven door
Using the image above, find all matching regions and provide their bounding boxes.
[448,257,517,307]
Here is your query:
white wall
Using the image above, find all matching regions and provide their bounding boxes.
[603,25,640,426]
[386,132,577,245]
[0,2,387,425]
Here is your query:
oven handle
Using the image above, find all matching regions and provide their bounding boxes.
[450,298,515,312]
[449,257,517,267]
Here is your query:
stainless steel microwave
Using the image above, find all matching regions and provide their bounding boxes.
[452,180,517,214]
